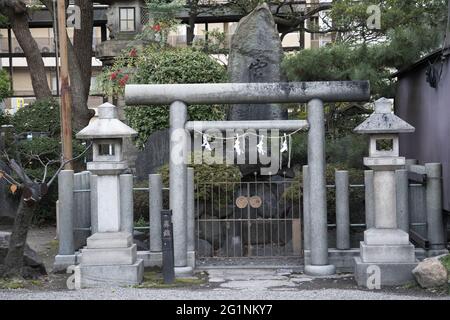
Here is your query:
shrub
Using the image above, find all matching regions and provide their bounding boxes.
[283,164,366,224]
[158,160,241,203]
[97,45,228,147]
[0,69,11,102]
[290,133,368,171]
[0,110,9,126]
[11,98,60,136]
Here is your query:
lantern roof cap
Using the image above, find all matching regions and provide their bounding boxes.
[76,103,138,139]
[354,98,415,134]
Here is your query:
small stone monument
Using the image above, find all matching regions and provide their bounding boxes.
[354,98,418,287]
[75,103,144,288]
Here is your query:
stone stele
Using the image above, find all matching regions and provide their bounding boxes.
[227,3,287,121]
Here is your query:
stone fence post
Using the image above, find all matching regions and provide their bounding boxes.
[425,163,446,254]
[149,174,163,266]
[396,169,409,233]
[54,170,76,270]
[187,167,196,268]
[336,170,350,250]
[120,174,134,235]
[302,165,310,251]
[364,170,375,229]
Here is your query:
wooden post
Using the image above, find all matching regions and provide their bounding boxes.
[57,0,73,169]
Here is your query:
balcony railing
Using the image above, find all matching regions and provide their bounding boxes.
[0,37,103,54]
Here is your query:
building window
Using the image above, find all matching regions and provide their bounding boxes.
[119,7,136,32]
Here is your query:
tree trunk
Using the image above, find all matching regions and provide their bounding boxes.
[8,11,52,100]
[186,1,198,46]
[1,194,37,278]
[74,0,93,94]
[67,38,94,131]
[40,0,95,130]
[69,0,95,130]
[187,14,197,46]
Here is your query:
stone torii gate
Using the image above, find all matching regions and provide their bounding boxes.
[125,81,370,277]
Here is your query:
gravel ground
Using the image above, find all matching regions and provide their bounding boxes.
[0,286,449,300]
[0,227,448,301]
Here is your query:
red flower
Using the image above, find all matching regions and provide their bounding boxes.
[129,48,137,57]
[152,24,161,32]
[119,75,129,87]
[110,71,118,80]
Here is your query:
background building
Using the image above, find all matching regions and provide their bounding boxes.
[394,47,450,216]
[0,0,333,113]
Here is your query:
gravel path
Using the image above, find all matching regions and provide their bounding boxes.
[0,287,448,300]
[1,227,447,301]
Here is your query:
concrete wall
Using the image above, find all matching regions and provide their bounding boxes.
[395,57,450,212]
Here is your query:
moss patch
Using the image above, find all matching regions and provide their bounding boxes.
[134,269,207,289]
[0,278,45,290]
[402,281,419,290]
[440,255,450,275]
[0,279,25,290]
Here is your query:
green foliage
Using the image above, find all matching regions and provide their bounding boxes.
[329,0,447,45]
[290,133,368,170]
[283,164,366,224]
[0,69,11,101]
[193,29,228,54]
[283,1,448,98]
[132,45,227,84]
[11,99,60,136]
[97,44,227,147]
[326,134,368,169]
[137,0,185,46]
[158,159,241,202]
[0,109,9,126]
[2,99,85,224]
[440,255,450,275]
[283,44,395,98]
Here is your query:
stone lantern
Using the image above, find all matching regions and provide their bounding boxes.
[354,98,418,287]
[75,103,143,288]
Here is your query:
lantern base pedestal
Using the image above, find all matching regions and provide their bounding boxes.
[79,259,144,288]
[354,228,418,288]
[354,257,417,288]
[77,232,144,288]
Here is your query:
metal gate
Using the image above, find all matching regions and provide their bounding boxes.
[195,178,303,259]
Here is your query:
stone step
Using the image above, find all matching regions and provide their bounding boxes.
[87,232,132,249]
[81,244,137,266]
[364,229,410,246]
[360,242,416,263]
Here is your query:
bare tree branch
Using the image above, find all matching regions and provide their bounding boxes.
[46,142,92,187]
[9,158,32,184]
